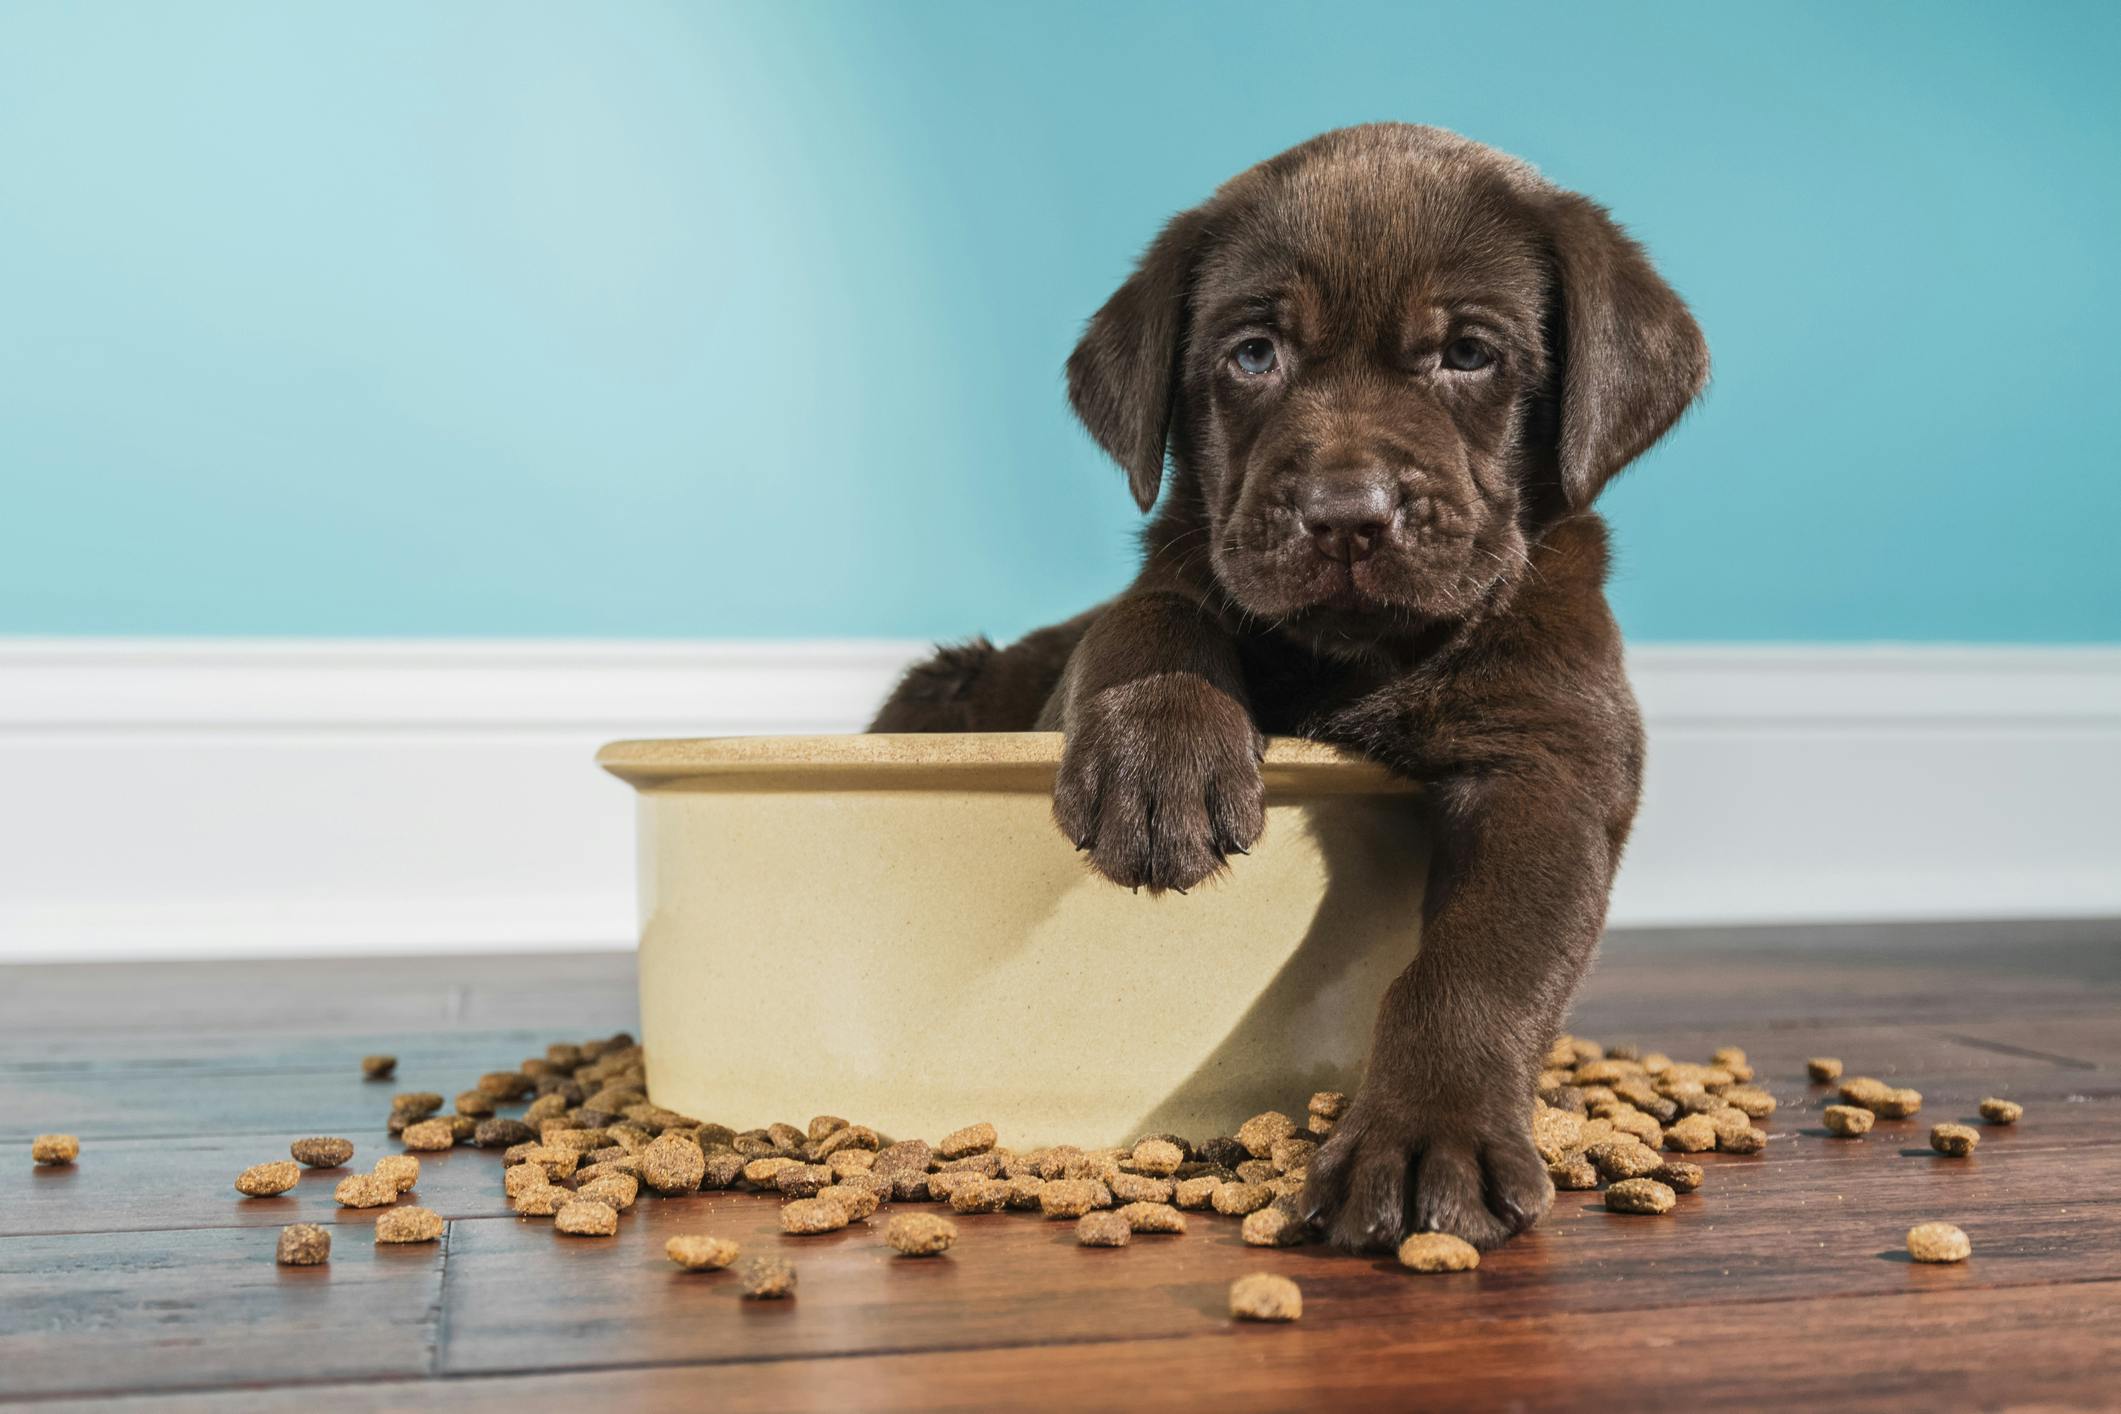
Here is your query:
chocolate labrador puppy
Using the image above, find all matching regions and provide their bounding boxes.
[872,123,1706,1250]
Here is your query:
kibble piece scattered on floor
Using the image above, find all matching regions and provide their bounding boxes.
[1130,1138,1183,1177]
[1397,1232,1480,1272]
[361,1055,397,1080]
[1838,1077,1890,1106]
[885,1212,958,1256]
[1979,1098,2023,1125]
[30,1134,79,1166]
[666,1234,742,1271]
[1717,1123,1768,1154]
[1907,1222,1971,1263]
[1237,1111,1296,1158]
[1116,1201,1187,1234]
[1240,1206,1306,1248]
[334,1174,398,1209]
[1039,1179,1104,1218]
[578,1174,639,1212]
[235,1161,303,1197]
[290,1136,354,1169]
[1663,1114,1717,1153]
[818,1183,882,1221]
[1807,1057,1844,1083]
[1269,1136,1317,1176]
[1823,1104,1876,1137]
[473,1119,536,1150]
[936,1122,997,1160]
[1549,1155,1599,1190]
[743,1157,800,1188]
[1229,1272,1302,1322]
[512,1184,570,1216]
[1107,1172,1174,1205]
[780,1197,850,1234]
[276,1223,331,1266]
[948,1177,1010,1214]
[1605,1178,1678,1214]
[738,1255,798,1299]
[372,1154,420,1192]
[1587,1139,1665,1180]
[478,1070,535,1100]
[1212,1182,1276,1217]
[400,1119,457,1152]
[640,1134,707,1194]
[1651,1160,1704,1192]
[1721,1086,1777,1118]
[1930,1123,1980,1157]
[1173,1175,1224,1209]
[555,1200,619,1237]
[454,1090,495,1119]
[375,1206,444,1243]
[390,1092,443,1121]
[1870,1088,1923,1119]
[1076,1211,1131,1247]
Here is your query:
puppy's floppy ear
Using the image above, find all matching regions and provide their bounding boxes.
[1544,193,1709,508]
[1066,207,1210,512]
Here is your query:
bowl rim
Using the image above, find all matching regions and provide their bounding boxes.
[597,732,1415,795]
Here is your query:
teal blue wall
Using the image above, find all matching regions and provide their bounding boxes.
[3,1,2116,642]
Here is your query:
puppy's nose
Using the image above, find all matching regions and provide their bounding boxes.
[1299,478,1396,564]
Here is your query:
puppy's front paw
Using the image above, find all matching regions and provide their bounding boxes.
[1302,1086,1553,1252]
[1052,676,1263,893]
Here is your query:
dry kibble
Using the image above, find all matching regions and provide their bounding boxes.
[1116,1201,1187,1234]
[1838,1077,1891,1106]
[1651,1161,1704,1192]
[1076,1211,1131,1247]
[1130,1138,1183,1177]
[1586,1139,1664,1181]
[1663,1114,1717,1153]
[1005,1175,1048,1210]
[1269,1136,1317,1176]
[743,1156,800,1188]
[290,1137,354,1169]
[400,1119,456,1152]
[1108,1172,1174,1205]
[1235,1158,1279,1185]
[512,1185,570,1216]
[1237,1111,1296,1158]
[1980,1098,2023,1125]
[1930,1123,1980,1157]
[774,1163,834,1199]
[937,1151,1004,1178]
[738,1255,797,1299]
[1907,1222,1971,1263]
[555,1200,618,1236]
[872,1139,932,1176]
[454,1090,496,1119]
[477,1071,535,1100]
[1807,1057,1844,1083]
[235,1161,302,1197]
[1824,1105,1876,1137]
[702,1151,746,1190]
[781,1197,850,1234]
[1308,1091,1347,1121]
[1717,1124,1768,1154]
[1721,1086,1778,1118]
[948,1177,1010,1215]
[375,1206,443,1243]
[937,1122,997,1160]
[666,1234,741,1271]
[1174,1176,1224,1209]
[818,1183,881,1221]
[503,1163,552,1198]
[1229,1272,1302,1322]
[1039,1179,1105,1219]
[1397,1232,1480,1272]
[1605,1178,1677,1214]
[1240,1206,1306,1248]
[372,1154,420,1193]
[1871,1088,1923,1119]
[577,1174,639,1211]
[1212,1182,1275,1217]
[361,1054,398,1079]
[390,1092,443,1121]
[276,1223,331,1266]
[1549,1155,1599,1190]
[31,1135,80,1166]
[334,1174,398,1209]
[474,1119,536,1150]
[1197,1137,1249,1171]
[827,1149,877,1178]
[885,1212,957,1256]
[1531,1106,1586,1163]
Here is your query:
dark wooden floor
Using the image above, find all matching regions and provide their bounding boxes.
[3,921,2118,1411]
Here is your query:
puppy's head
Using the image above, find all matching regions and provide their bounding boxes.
[1068,124,1707,643]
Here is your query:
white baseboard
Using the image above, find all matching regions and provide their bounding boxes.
[2,639,2116,961]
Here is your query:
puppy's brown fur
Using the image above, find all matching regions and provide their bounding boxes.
[873,124,1706,1251]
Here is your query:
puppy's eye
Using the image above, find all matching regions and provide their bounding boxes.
[1441,337,1495,372]
[1232,338,1279,376]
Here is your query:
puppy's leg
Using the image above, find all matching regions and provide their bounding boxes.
[1303,768,1623,1251]
[870,612,1098,733]
[1048,591,1263,892]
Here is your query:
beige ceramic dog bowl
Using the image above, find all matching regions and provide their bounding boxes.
[597,733,1424,1148]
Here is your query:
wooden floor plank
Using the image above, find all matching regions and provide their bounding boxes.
[0,1223,446,1400]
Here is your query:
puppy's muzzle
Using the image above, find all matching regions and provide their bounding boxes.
[1298,474,1397,564]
